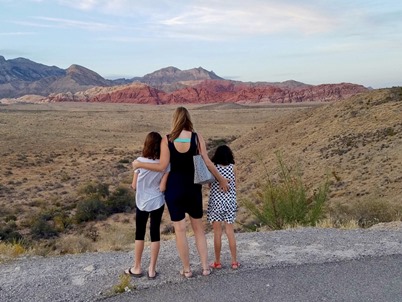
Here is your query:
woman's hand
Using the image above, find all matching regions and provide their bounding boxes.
[132,160,140,170]
[218,177,230,192]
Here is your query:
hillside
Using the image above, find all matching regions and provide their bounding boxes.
[231,88,402,224]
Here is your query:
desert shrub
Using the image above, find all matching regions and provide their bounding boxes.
[0,240,27,262]
[4,214,17,222]
[242,153,329,230]
[60,171,71,182]
[30,217,59,239]
[53,214,72,232]
[75,185,135,223]
[0,222,23,243]
[75,197,106,223]
[78,182,109,198]
[328,198,402,228]
[104,186,135,215]
[54,234,94,254]
[206,136,237,157]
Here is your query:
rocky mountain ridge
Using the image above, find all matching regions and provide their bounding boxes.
[0,55,369,103]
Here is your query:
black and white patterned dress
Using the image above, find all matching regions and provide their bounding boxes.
[207,164,237,223]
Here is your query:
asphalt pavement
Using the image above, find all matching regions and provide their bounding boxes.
[103,254,402,302]
[1,226,402,302]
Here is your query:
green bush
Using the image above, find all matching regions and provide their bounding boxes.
[30,217,59,239]
[75,184,135,223]
[78,182,109,198]
[243,153,329,230]
[104,186,135,215]
[0,222,23,243]
[75,197,106,223]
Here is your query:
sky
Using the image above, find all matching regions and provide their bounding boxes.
[1,0,402,89]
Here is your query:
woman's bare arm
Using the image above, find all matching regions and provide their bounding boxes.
[132,136,170,172]
[197,133,229,192]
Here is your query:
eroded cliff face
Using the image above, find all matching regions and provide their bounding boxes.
[44,80,368,105]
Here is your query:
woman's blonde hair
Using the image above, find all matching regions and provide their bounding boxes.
[169,107,193,141]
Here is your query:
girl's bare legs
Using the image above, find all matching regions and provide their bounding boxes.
[225,222,238,265]
[133,240,144,274]
[173,219,192,277]
[148,241,160,277]
[212,221,223,264]
[190,217,210,275]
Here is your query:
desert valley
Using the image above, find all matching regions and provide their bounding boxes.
[0,56,401,258]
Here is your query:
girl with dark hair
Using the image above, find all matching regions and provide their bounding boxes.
[125,132,169,280]
[208,145,239,270]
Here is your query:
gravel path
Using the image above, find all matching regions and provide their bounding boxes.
[1,226,402,302]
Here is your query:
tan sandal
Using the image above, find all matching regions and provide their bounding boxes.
[202,268,211,276]
[180,269,193,279]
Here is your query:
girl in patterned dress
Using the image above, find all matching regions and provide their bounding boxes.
[207,145,239,270]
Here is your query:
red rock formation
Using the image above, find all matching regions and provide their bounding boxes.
[44,80,369,105]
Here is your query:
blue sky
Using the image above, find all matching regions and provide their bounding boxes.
[1,0,401,88]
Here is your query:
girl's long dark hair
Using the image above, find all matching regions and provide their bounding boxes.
[142,132,162,159]
[211,145,235,165]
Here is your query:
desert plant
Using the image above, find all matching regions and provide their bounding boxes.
[0,222,23,243]
[328,197,402,228]
[0,240,27,262]
[30,217,59,239]
[242,153,329,230]
[75,197,106,223]
[104,186,135,215]
[78,182,109,198]
[112,274,135,294]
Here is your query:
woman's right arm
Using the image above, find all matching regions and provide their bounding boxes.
[132,136,170,172]
[197,133,229,192]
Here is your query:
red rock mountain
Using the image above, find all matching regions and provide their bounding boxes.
[46,80,368,104]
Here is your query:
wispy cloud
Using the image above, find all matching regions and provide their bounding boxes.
[13,17,118,32]
[0,31,36,36]
[52,0,338,38]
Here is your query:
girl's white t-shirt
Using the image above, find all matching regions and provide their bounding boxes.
[135,157,169,211]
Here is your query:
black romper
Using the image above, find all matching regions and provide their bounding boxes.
[164,132,203,222]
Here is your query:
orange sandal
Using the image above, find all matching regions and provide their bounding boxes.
[209,262,222,269]
[231,262,240,270]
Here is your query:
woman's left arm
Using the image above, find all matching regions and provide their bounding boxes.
[197,133,229,192]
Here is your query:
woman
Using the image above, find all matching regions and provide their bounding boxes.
[132,107,229,278]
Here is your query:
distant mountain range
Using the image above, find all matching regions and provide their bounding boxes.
[0,55,369,104]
